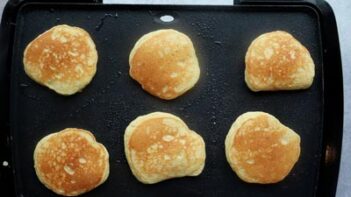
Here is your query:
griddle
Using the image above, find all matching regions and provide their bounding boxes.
[0,0,343,196]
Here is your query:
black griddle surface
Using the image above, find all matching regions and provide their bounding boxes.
[10,4,323,197]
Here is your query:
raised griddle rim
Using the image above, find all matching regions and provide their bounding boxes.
[0,0,343,196]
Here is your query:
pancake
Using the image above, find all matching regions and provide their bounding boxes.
[129,29,200,100]
[23,24,98,95]
[225,112,301,184]
[124,112,206,184]
[245,31,315,91]
[34,128,109,196]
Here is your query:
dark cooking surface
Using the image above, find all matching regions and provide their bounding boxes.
[10,4,323,196]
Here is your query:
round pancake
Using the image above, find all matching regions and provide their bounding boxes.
[124,112,206,184]
[129,29,200,100]
[225,112,300,184]
[245,31,315,91]
[34,128,109,196]
[23,25,98,95]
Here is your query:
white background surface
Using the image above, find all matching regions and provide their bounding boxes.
[0,0,349,196]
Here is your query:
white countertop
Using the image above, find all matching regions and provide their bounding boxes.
[0,0,349,196]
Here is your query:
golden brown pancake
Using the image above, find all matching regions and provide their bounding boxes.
[23,25,98,95]
[245,31,315,91]
[34,128,109,196]
[124,112,206,184]
[225,112,300,184]
[129,29,200,100]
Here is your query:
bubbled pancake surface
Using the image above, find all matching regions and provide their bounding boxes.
[225,112,301,184]
[245,31,315,91]
[34,128,109,196]
[124,112,206,184]
[23,25,98,95]
[129,29,200,100]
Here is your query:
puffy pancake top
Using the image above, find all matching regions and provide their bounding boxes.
[226,112,300,184]
[34,128,109,196]
[23,24,97,95]
[245,31,314,91]
[129,29,200,100]
[125,112,205,184]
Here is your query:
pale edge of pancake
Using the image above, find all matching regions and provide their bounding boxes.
[128,29,200,99]
[33,128,109,196]
[244,31,315,92]
[124,112,206,184]
[224,111,300,183]
[23,25,98,96]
